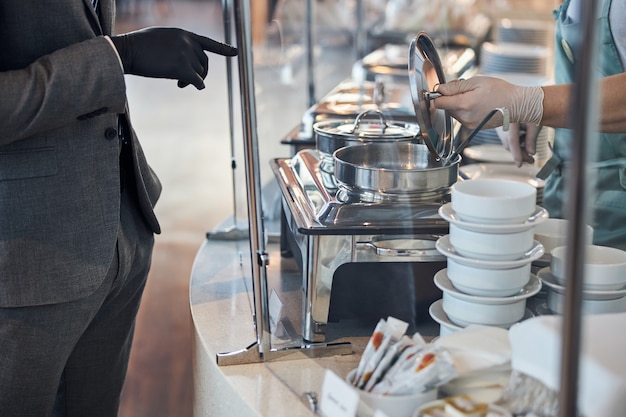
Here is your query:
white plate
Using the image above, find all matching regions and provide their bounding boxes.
[436,235,545,269]
[463,144,514,163]
[537,267,626,300]
[460,163,546,189]
[434,269,542,304]
[414,398,513,417]
[429,299,463,331]
[439,203,548,233]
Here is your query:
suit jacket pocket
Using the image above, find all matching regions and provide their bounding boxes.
[0,147,58,180]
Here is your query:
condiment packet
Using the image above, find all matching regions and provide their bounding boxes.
[363,335,415,392]
[377,335,426,384]
[352,319,386,386]
[371,347,458,395]
[352,317,409,389]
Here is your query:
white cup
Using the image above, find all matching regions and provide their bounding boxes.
[442,292,526,328]
[551,245,626,291]
[449,223,534,261]
[446,259,531,297]
[534,218,594,255]
[346,369,437,417]
[451,178,537,224]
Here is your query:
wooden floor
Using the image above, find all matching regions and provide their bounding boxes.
[116,3,235,416]
[114,2,354,415]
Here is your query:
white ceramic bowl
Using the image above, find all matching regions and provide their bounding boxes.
[441,292,526,328]
[449,223,535,261]
[534,218,594,255]
[451,178,537,224]
[346,369,437,417]
[550,245,626,291]
[446,259,531,297]
[546,288,626,315]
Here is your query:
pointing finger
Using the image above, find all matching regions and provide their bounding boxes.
[192,34,238,57]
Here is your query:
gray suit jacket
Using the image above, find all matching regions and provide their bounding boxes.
[0,0,162,307]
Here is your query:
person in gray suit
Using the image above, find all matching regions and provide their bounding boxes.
[0,1,237,416]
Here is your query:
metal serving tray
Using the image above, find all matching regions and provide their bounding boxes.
[271,149,449,235]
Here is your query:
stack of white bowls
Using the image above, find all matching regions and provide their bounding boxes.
[430,178,546,336]
[537,244,626,315]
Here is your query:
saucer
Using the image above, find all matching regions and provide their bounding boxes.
[434,269,542,304]
[436,235,545,269]
[537,267,626,300]
[430,299,534,331]
[429,299,463,331]
[439,203,548,233]
[459,162,546,189]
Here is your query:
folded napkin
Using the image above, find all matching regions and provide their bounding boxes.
[435,325,513,403]
[435,325,512,374]
[509,312,626,417]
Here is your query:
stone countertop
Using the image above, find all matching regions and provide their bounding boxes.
[190,237,369,417]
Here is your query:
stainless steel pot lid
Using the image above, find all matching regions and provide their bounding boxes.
[409,32,453,159]
[313,110,419,140]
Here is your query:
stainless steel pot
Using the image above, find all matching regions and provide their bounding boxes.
[314,110,419,173]
[333,142,460,195]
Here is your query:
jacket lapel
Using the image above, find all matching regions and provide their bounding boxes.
[82,0,104,36]
[99,0,115,36]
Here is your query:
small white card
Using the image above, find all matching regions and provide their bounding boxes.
[319,369,359,417]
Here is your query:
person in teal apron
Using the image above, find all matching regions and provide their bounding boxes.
[433,0,626,250]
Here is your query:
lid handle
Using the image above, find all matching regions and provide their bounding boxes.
[349,109,388,134]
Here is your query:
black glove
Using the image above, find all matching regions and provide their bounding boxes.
[111,27,238,90]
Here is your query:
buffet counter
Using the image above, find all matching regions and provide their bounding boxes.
[190,236,375,417]
[191,225,448,417]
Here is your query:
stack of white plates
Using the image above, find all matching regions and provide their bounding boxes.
[480,42,549,76]
[495,19,553,47]
[482,71,550,86]
[534,126,554,167]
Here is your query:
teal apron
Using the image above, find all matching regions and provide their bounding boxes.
[539,0,626,250]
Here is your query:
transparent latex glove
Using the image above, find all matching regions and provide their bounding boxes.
[496,123,541,167]
[433,76,544,130]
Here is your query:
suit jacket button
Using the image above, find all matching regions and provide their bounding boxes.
[105,127,118,140]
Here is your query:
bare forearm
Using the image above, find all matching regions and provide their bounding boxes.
[541,73,626,133]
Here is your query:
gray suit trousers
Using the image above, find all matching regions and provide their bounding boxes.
[0,184,154,417]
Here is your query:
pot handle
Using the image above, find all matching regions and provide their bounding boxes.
[349,109,389,133]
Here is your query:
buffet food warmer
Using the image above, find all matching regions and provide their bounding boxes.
[272,147,453,342]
